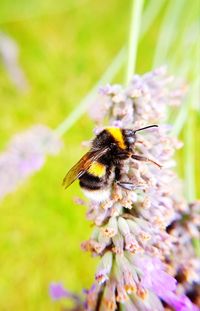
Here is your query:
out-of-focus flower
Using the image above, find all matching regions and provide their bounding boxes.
[0,32,29,91]
[50,283,84,310]
[166,201,200,307]
[50,283,70,300]
[51,68,199,310]
[0,125,62,199]
[50,283,80,302]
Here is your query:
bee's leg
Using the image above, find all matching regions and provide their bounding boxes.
[116,181,138,191]
[114,166,121,181]
[114,166,138,191]
[116,151,130,160]
[131,154,162,168]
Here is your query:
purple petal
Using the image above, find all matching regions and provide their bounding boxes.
[136,256,177,294]
[49,282,69,300]
[163,292,199,311]
[151,270,177,296]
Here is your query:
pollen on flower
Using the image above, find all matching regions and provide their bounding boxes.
[136,285,148,300]
[124,273,137,294]
[81,239,106,254]
[125,234,141,253]
[116,284,129,303]
[102,227,117,238]
[124,283,136,294]
[95,272,109,284]
[103,298,117,311]
[138,231,151,241]
[112,233,124,254]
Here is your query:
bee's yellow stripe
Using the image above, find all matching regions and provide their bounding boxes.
[88,161,106,177]
[106,127,126,150]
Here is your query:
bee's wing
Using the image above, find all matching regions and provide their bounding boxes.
[62,146,109,189]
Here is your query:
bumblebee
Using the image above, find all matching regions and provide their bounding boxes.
[63,125,161,202]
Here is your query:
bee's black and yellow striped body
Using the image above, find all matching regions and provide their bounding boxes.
[63,125,160,202]
[79,127,134,201]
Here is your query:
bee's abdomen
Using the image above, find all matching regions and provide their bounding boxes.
[79,162,112,202]
[79,172,105,190]
[79,161,109,190]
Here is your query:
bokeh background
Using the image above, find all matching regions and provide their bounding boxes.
[0,0,199,310]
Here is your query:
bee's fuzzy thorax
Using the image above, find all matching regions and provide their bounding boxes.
[105,127,126,150]
[92,127,128,151]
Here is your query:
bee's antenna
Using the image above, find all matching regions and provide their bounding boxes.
[134,125,158,133]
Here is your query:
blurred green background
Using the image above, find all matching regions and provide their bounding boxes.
[0,0,199,310]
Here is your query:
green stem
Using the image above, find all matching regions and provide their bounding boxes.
[193,238,200,257]
[183,66,198,203]
[183,18,199,205]
[55,48,125,136]
[141,0,166,37]
[170,20,200,135]
[153,0,186,68]
[172,79,199,137]
[171,21,198,199]
[125,0,144,84]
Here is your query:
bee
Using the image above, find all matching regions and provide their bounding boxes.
[62,125,161,202]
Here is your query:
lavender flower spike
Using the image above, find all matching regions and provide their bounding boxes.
[53,68,199,310]
[0,32,28,91]
[0,125,62,200]
[83,68,199,310]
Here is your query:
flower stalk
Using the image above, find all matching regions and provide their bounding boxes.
[125,0,144,84]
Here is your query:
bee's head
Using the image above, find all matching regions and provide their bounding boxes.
[124,125,158,146]
[124,129,137,145]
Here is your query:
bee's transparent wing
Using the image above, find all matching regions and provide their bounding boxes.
[62,147,109,189]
